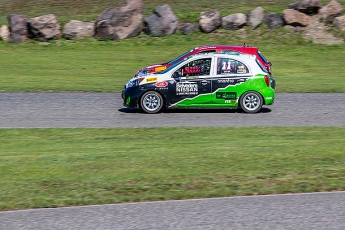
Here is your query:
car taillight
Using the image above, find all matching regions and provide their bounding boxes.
[264,75,270,87]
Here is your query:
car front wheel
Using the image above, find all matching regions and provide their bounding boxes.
[140,91,164,114]
[240,91,263,113]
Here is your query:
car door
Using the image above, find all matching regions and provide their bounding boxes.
[211,57,251,105]
[168,57,212,106]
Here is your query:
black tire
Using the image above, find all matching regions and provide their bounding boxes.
[140,91,164,114]
[239,91,263,113]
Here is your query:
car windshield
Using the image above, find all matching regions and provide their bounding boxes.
[167,50,193,65]
[257,51,270,64]
[157,59,186,74]
[256,59,268,73]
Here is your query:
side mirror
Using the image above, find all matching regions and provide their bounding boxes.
[172,71,181,79]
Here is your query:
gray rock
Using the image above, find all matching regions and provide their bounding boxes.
[289,0,322,14]
[179,23,197,35]
[144,14,161,36]
[284,25,305,32]
[318,0,342,23]
[0,25,10,42]
[144,4,178,36]
[333,15,345,30]
[199,10,221,33]
[95,0,143,40]
[28,14,61,41]
[155,4,178,35]
[247,7,264,29]
[222,13,247,30]
[7,14,28,42]
[63,20,94,39]
[263,13,285,29]
[283,9,312,27]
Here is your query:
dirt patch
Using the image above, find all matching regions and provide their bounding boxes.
[303,15,343,45]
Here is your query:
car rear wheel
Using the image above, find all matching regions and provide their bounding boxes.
[140,91,163,114]
[240,91,263,113]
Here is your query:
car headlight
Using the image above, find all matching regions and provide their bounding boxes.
[125,79,138,88]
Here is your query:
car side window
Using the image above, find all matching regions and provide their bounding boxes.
[174,58,212,78]
[198,50,216,55]
[217,58,249,75]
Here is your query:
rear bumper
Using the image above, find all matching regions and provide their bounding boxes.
[270,76,276,90]
[264,90,275,105]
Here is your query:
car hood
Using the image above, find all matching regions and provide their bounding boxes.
[135,63,168,77]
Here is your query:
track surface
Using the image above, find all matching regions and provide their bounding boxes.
[1,93,344,229]
[1,192,345,230]
[0,93,344,127]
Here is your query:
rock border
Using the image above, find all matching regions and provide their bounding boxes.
[0,0,343,45]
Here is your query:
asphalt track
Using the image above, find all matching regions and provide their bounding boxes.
[1,192,345,230]
[1,93,344,229]
[0,93,344,127]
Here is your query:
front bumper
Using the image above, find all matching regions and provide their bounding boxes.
[122,87,141,108]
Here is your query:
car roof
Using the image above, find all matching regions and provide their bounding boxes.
[189,52,258,62]
[194,45,259,52]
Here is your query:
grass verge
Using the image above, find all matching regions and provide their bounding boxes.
[1,127,344,211]
[0,32,345,93]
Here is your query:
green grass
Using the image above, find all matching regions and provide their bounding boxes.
[0,31,345,93]
[0,1,345,93]
[0,0,344,212]
[1,127,345,211]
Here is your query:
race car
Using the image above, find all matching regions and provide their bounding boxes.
[122,52,275,114]
[135,45,273,81]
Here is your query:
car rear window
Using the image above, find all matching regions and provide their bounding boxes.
[256,59,268,73]
[257,51,269,64]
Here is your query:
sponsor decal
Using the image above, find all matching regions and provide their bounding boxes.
[221,72,236,75]
[217,78,248,84]
[237,65,247,74]
[146,77,158,83]
[176,82,198,95]
[154,66,167,72]
[216,92,237,100]
[225,100,236,104]
[126,96,131,105]
[187,75,199,79]
[237,78,247,82]
[155,81,168,88]
[217,78,235,84]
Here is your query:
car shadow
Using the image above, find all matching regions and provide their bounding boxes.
[118,108,143,113]
[118,107,272,114]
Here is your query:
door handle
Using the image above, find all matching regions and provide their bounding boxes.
[201,80,210,85]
